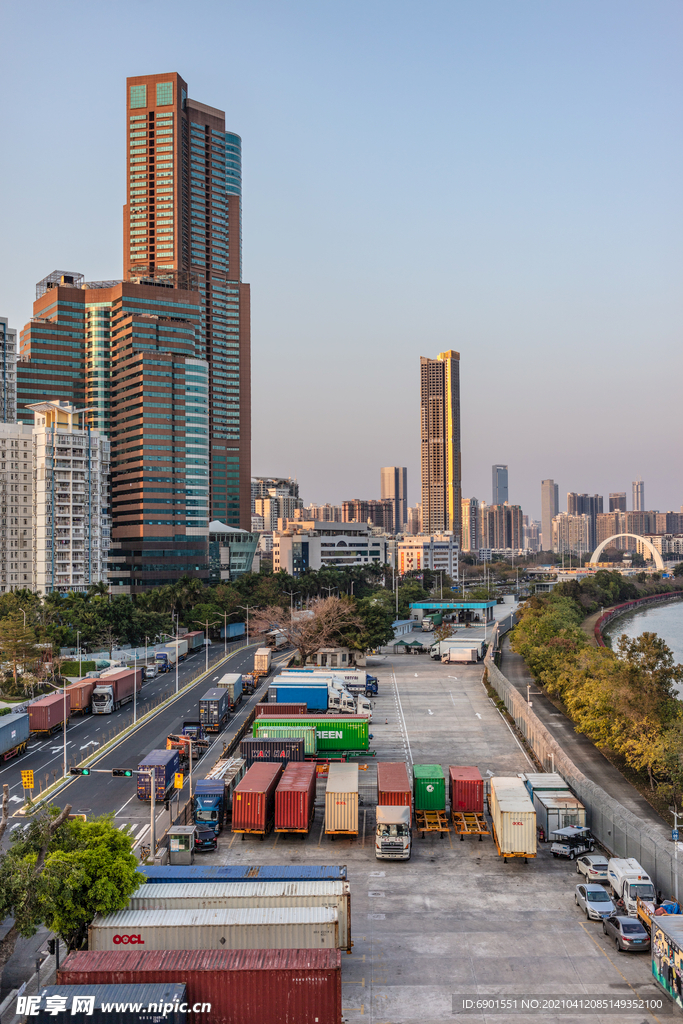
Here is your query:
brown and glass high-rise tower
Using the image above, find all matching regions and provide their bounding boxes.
[420,351,461,539]
[124,72,251,530]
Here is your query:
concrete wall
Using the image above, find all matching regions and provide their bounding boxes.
[486,631,683,900]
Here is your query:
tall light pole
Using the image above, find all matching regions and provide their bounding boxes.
[238,605,253,645]
[194,620,220,675]
[76,630,81,677]
[145,636,150,673]
[283,590,299,619]
[134,651,137,724]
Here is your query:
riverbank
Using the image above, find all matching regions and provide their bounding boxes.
[593,589,683,647]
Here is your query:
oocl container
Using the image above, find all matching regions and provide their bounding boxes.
[254,715,369,751]
[67,679,95,715]
[127,879,351,952]
[376,762,412,824]
[449,766,484,814]
[28,691,71,734]
[489,776,537,860]
[413,764,445,811]
[88,906,339,951]
[275,762,317,834]
[255,703,307,717]
[57,948,342,1024]
[232,761,283,835]
[325,763,359,835]
[240,737,305,768]
[137,864,347,884]
[36,984,187,1024]
[255,724,317,755]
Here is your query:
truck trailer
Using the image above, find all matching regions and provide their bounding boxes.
[0,712,30,760]
[92,668,142,714]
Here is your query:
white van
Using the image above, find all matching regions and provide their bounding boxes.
[607,858,655,916]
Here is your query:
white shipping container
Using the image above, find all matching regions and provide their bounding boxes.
[325,763,359,834]
[489,776,537,858]
[88,906,339,951]
[533,791,586,835]
[127,880,352,950]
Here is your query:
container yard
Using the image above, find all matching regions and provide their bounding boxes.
[232,761,283,838]
[274,762,317,834]
[138,864,347,884]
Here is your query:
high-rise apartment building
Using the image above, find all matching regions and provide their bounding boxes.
[420,352,461,538]
[381,467,407,533]
[541,479,559,552]
[460,497,480,553]
[406,505,421,535]
[567,492,603,549]
[251,477,300,514]
[306,503,342,523]
[609,492,627,513]
[0,318,17,424]
[124,73,250,529]
[482,503,523,551]
[492,465,508,506]
[632,479,644,511]
[0,422,34,590]
[552,513,591,557]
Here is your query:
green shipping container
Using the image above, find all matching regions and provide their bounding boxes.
[254,724,317,755]
[254,716,369,751]
[413,764,446,811]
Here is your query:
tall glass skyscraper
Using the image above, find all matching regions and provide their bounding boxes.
[420,351,461,538]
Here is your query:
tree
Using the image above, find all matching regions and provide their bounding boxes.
[95,623,122,660]
[250,597,363,665]
[0,809,142,962]
[0,613,40,687]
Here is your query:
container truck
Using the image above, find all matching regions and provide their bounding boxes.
[137,863,347,883]
[281,667,379,696]
[137,749,181,802]
[325,763,359,837]
[182,630,205,652]
[144,661,159,680]
[253,714,370,752]
[254,648,272,676]
[607,858,655,916]
[92,668,142,714]
[215,672,243,710]
[421,617,433,632]
[88,906,340,951]
[56,949,343,1024]
[67,679,95,715]
[376,762,412,824]
[0,711,29,760]
[489,776,537,862]
[232,761,284,838]
[28,691,71,734]
[198,687,230,732]
[194,756,246,828]
[156,639,189,671]
[255,702,307,717]
[273,681,356,714]
[221,621,245,639]
[255,722,317,755]
[240,737,305,768]
[193,779,228,834]
[166,723,210,766]
[375,806,412,860]
[275,762,318,835]
[430,638,486,660]
[413,764,449,835]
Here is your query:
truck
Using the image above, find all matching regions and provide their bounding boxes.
[144,662,159,680]
[441,647,479,664]
[254,648,272,676]
[28,692,71,735]
[273,681,356,715]
[637,895,682,934]
[182,630,205,652]
[216,673,243,710]
[281,668,379,696]
[430,639,486,660]
[166,722,211,766]
[375,806,412,860]
[199,688,230,732]
[194,779,229,834]
[421,617,433,632]
[91,668,142,714]
[0,712,30,760]
[489,776,537,863]
[199,755,247,827]
[266,629,287,649]
[137,748,181,802]
[607,858,655,916]
[156,639,189,671]
[67,678,95,715]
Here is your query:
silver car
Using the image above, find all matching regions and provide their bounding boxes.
[576,854,609,882]
[602,915,650,952]
[575,883,615,920]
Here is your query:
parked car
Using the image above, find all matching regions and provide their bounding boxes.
[576,854,609,881]
[575,883,615,921]
[602,915,650,953]
[194,825,218,853]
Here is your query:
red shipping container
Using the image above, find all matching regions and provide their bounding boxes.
[449,766,484,813]
[376,762,412,824]
[255,703,308,717]
[67,679,95,714]
[57,949,342,1024]
[232,761,283,834]
[275,762,317,832]
[28,691,71,733]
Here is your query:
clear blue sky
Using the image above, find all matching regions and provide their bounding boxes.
[2,1,681,519]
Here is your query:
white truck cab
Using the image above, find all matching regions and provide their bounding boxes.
[607,858,655,916]
[375,806,412,860]
[356,695,373,721]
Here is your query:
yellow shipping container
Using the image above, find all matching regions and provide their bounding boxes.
[325,763,359,835]
[489,776,536,860]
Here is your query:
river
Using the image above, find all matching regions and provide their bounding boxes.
[604,599,683,668]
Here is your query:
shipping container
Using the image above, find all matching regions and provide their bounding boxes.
[489,776,537,860]
[216,673,243,710]
[272,683,329,712]
[67,679,95,715]
[254,648,272,674]
[92,669,143,714]
[137,750,181,802]
[88,906,339,951]
[253,715,369,751]
[0,712,30,760]
[522,772,568,798]
[28,691,71,734]
[255,724,317,755]
[182,630,205,651]
[376,762,412,824]
[448,766,484,814]
[413,764,445,811]
[35,984,186,1023]
[198,688,230,733]
[56,948,342,1024]
[127,879,350,951]
[240,737,305,768]
[533,791,586,835]
[137,864,347,883]
[232,761,283,835]
[255,703,307,717]
[275,762,317,834]
[221,621,246,639]
[325,763,359,835]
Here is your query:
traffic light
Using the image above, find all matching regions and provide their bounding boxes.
[47,939,57,955]
[21,769,34,789]
[69,768,91,776]
[112,768,133,778]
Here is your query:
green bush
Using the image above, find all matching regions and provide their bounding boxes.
[61,660,96,677]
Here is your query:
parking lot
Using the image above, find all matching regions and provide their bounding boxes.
[201,654,665,1023]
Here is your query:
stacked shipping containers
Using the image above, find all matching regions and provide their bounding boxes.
[255,703,307,717]
[240,737,305,768]
[254,724,317,755]
[254,715,369,751]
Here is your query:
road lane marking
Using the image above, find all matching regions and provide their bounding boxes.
[115,792,138,817]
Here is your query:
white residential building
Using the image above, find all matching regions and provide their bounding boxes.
[0,318,17,424]
[397,533,459,578]
[30,401,110,594]
[552,512,591,558]
[0,422,34,591]
[274,520,388,575]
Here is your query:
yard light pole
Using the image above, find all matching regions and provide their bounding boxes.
[134,651,137,724]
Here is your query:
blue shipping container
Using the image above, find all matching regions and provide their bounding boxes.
[275,683,328,711]
[0,712,30,758]
[138,864,347,884]
[137,749,180,801]
[221,622,246,639]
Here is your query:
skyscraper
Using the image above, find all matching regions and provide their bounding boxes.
[461,497,480,552]
[420,352,461,538]
[381,467,407,533]
[492,465,508,506]
[124,73,250,529]
[541,479,559,552]
[567,492,603,549]
[0,318,17,424]
[632,479,644,511]
[609,492,627,513]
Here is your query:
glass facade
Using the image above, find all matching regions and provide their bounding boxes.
[156,81,173,106]
[130,85,147,108]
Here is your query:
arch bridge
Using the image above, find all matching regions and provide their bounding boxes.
[590,533,664,571]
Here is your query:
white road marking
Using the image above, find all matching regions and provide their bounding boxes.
[427,709,433,715]
[79,741,98,750]
[475,713,482,719]
[9,795,23,803]
[115,792,138,817]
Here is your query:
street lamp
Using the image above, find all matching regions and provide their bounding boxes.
[283,590,300,619]
[238,605,253,645]
[76,630,81,677]
[194,619,221,675]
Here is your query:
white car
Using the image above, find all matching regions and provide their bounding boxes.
[576,854,609,881]
[575,883,616,921]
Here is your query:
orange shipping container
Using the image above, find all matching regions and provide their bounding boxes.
[68,679,95,714]
[233,762,284,835]
[275,763,317,833]
[376,762,412,824]
[28,691,71,733]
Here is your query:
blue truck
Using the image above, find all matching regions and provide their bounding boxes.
[137,749,180,802]
[193,779,227,834]
[281,667,379,696]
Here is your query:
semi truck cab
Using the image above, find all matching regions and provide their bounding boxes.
[375,806,412,860]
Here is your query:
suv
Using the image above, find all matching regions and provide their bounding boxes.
[194,825,218,853]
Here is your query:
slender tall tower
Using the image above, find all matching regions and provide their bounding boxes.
[632,479,644,511]
[492,465,508,505]
[124,73,251,529]
[420,351,461,538]
[380,467,407,533]
[541,479,559,552]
